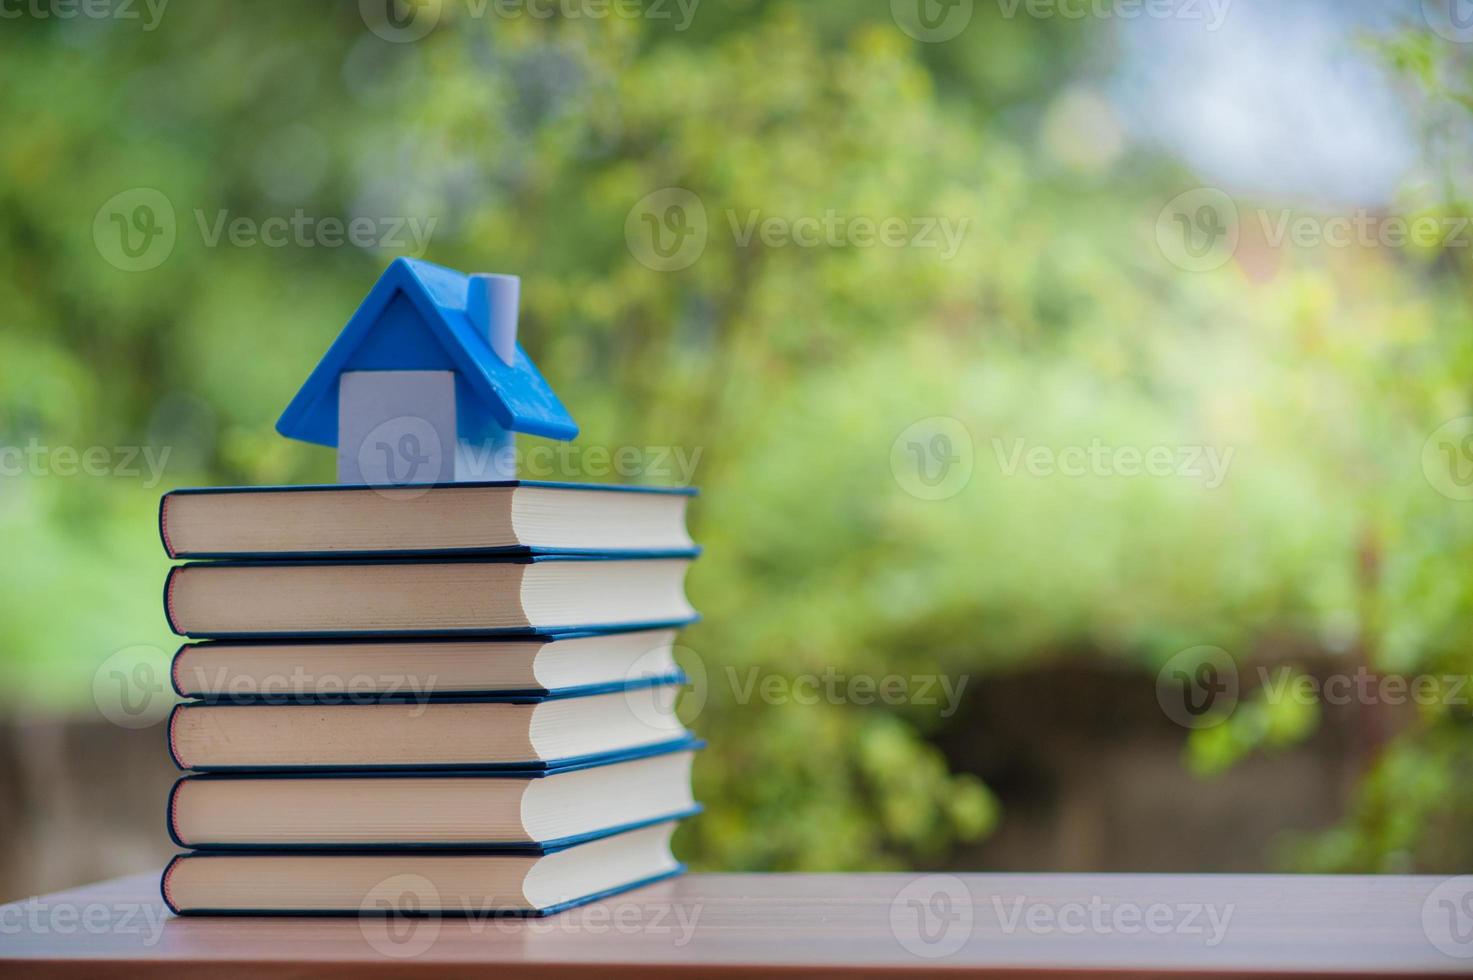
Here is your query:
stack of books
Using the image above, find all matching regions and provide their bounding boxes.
[156,480,701,917]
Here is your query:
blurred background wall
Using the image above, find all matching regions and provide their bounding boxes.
[3,0,1473,901]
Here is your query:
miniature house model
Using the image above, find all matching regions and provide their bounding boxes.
[276,258,578,485]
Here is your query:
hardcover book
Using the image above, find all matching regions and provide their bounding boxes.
[171,627,681,700]
[164,555,697,638]
[167,681,690,771]
[159,481,698,559]
[168,744,699,849]
[162,820,684,916]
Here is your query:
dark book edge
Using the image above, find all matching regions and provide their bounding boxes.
[173,737,704,782]
[172,735,700,775]
[162,863,687,918]
[171,670,685,706]
[173,805,703,854]
[162,480,699,498]
[164,702,186,770]
[174,615,700,642]
[170,545,702,561]
[158,492,176,559]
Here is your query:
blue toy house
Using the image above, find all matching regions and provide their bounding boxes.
[276,258,577,485]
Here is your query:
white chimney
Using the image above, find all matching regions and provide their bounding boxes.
[466,273,520,366]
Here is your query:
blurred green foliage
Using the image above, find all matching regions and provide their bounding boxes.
[0,1,1470,872]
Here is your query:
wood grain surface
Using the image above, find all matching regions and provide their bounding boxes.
[1,870,1469,978]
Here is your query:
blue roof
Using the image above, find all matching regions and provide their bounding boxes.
[276,258,578,446]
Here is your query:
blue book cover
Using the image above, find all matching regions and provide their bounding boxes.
[161,863,689,918]
[159,480,700,560]
[163,554,699,640]
[166,688,698,772]
[173,657,688,704]
[160,818,692,917]
[168,627,692,701]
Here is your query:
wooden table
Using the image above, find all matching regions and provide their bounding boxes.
[1,871,1469,977]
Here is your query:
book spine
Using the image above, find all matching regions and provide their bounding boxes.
[158,492,177,558]
[165,776,190,848]
[165,702,188,771]
[162,566,182,636]
[169,645,189,698]
[158,855,184,916]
